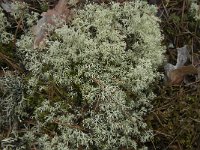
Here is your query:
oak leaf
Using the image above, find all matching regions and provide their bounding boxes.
[164,45,197,85]
[33,0,72,49]
[168,65,198,85]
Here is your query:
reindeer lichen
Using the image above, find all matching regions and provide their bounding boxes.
[17,1,164,149]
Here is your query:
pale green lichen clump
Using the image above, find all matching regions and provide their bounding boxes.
[0,1,38,44]
[0,72,25,132]
[17,1,164,149]
[190,1,200,21]
[0,8,13,43]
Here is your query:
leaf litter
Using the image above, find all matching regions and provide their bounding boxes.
[32,0,73,49]
[165,45,200,85]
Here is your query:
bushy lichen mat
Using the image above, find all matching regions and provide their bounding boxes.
[16,1,165,149]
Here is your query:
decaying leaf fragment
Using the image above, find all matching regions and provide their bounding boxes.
[165,45,198,85]
[33,0,72,49]
[0,0,12,13]
[175,45,189,68]
[168,65,198,85]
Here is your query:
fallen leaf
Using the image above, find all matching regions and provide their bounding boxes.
[0,0,28,14]
[164,45,195,85]
[0,0,12,13]
[175,45,189,68]
[168,65,198,85]
[33,0,72,49]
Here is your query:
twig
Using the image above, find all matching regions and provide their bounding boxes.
[189,117,200,123]
[164,129,182,150]
[154,130,173,138]
[181,0,185,25]
[13,11,25,50]
[184,80,200,87]
[152,111,165,127]
[150,138,157,150]
[0,52,23,72]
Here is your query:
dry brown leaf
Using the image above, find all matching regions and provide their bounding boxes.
[168,65,198,85]
[0,0,28,13]
[164,45,192,85]
[175,45,189,68]
[0,0,12,13]
[33,0,72,49]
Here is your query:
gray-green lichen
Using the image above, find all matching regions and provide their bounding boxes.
[0,7,13,44]
[190,1,200,21]
[0,72,25,131]
[16,1,164,149]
